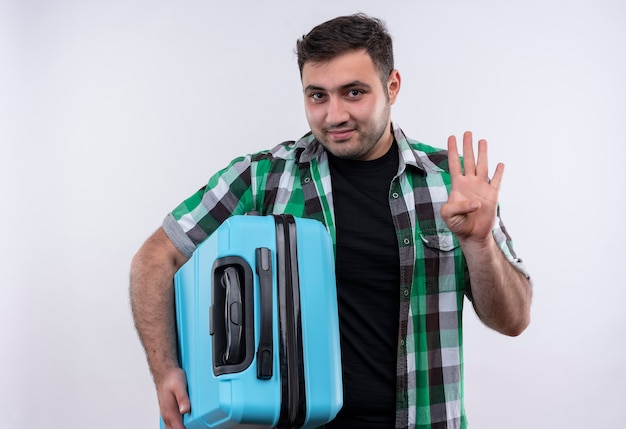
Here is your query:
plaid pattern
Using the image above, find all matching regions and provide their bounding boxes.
[163,124,528,428]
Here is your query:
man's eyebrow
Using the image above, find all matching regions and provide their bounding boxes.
[304,81,372,93]
[304,84,325,93]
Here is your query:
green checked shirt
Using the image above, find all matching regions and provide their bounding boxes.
[163,123,529,429]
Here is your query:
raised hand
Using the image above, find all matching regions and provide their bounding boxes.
[440,131,504,245]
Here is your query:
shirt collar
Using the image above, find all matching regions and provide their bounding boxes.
[295,132,323,164]
[392,123,428,176]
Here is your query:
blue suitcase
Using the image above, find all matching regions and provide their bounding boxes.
[161,214,343,428]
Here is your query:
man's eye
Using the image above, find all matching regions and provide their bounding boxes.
[347,89,363,97]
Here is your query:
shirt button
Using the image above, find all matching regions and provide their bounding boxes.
[403,289,409,297]
[392,192,399,199]
[403,238,411,245]
[400,339,405,346]
[303,177,311,183]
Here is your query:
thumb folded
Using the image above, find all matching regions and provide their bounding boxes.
[174,387,191,414]
[441,200,481,218]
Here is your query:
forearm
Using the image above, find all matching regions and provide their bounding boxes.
[130,230,187,384]
[461,237,532,336]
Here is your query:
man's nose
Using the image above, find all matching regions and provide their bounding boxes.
[325,97,349,126]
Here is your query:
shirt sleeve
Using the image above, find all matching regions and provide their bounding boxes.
[162,155,256,258]
[491,206,531,280]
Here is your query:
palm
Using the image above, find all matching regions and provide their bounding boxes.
[441,132,504,243]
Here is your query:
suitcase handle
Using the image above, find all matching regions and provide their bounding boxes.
[212,256,255,376]
[221,267,244,365]
[256,247,274,380]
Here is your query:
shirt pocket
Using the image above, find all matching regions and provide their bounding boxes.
[418,228,468,294]
[419,228,459,252]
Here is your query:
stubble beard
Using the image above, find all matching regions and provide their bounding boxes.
[316,107,391,161]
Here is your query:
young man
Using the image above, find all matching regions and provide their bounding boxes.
[130,14,532,429]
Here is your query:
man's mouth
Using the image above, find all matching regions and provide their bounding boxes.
[327,129,355,141]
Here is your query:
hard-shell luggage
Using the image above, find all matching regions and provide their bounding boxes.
[161,214,343,428]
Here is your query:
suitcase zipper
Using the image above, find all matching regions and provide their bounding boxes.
[275,214,307,428]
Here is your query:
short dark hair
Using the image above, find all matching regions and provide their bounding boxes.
[296,14,394,83]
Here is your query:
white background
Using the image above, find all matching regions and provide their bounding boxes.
[1,1,625,428]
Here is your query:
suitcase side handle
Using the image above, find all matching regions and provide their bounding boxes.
[221,267,244,365]
[212,256,255,376]
[256,247,274,380]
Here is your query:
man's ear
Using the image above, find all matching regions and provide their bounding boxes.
[387,69,401,104]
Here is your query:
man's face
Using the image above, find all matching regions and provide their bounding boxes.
[301,49,400,161]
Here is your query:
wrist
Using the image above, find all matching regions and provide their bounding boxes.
[148,353,182,384]
[457,233,498,256]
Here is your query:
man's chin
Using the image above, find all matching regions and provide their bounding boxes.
[325,144,369,161]
[315,134,369,160]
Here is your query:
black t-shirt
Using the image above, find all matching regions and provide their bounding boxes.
[325,142,401,428]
